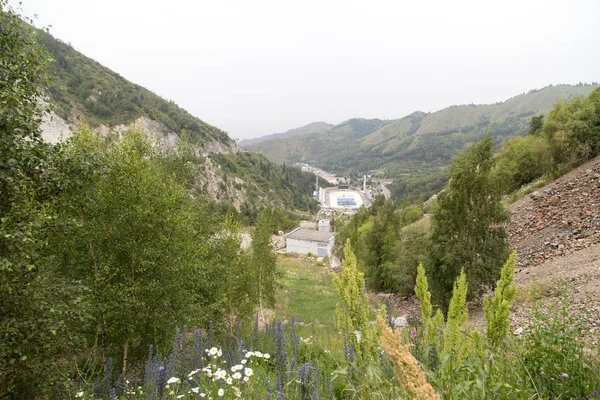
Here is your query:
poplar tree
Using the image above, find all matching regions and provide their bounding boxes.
[251,209,277,319]
[427,136,509,310]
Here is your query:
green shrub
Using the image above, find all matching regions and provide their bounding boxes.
[520,288,600,398]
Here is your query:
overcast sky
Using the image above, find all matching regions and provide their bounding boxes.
[10,0,600,139]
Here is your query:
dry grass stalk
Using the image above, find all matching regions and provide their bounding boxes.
[378,316,440,400]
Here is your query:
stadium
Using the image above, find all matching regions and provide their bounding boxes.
[319,187,368,211]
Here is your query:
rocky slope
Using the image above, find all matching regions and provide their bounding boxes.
[507,157,600,268]
[40,112,237,156]
[506,157,600,341]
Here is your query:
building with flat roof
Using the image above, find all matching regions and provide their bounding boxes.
[286,228,335,257]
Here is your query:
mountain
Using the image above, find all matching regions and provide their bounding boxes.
[239,121,335,147]
[245,84,599,201]
[35,29,323,214]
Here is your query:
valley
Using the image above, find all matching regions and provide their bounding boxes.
[245,84,599,202]
[2,2,600,398]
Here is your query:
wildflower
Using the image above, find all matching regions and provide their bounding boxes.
[217,349,223,357]
[234,387,241,398]
[209,347,218,356]
[215,369,227,380]
[263,353,271,359]
[255,351,263,358]
[188,369,199,377]
[76,392,84,398]
[200,394,206,398]
[167,377,181,384]
[245,367,254,377]
[233,372,242,380]
[241,359,247,364]
[561,373,569,379]
[218,388,225,397]
[177,396,184,399]
[245,351,254,358]
[243,376,249,382]
[410,329,417,340]
[191,387,200,393]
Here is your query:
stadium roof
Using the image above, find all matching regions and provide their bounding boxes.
[286,228,334,243]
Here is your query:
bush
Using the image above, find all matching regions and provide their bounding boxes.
[494,135,552,193]
[382,223,428,296]
[521,288,600,398]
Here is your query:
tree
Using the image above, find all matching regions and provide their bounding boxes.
[493,135,552,192]
[251,209,278,320]
[427,136,509,310]
[45,128,228,373]
[528,114,544,135]
[0,4,77,396]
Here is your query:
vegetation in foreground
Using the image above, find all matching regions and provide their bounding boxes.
[71,247,600,400]
[2,2,600,398]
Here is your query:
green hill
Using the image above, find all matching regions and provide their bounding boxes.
[246,84,599,201]
[34,29,324,214]
[240,121,334,146]
[36,30,231,146]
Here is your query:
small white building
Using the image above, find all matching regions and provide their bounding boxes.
[286,228,335,257]
[317,219,331,232]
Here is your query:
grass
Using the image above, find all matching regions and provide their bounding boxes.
[275,254,344,356]
[276,255,338,328]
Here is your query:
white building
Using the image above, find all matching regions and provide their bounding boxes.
[317,219,331,232]
[286,228,335,257]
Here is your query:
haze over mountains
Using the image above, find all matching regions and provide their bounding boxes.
[244,84,598,200]
[31,20,598,205]
[240,122,334,147]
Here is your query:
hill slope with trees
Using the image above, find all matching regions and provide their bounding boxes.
[36,29,232,146]
[246,84,598,202]
[32,25,325,215]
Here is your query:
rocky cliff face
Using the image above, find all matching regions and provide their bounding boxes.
[197,158,248,209]
[40,112,237,155]
[40,111,248,207]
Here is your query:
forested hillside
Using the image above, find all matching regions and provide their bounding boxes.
[247,84,598,202]
[36,30,231,145]
[30,26,324,215]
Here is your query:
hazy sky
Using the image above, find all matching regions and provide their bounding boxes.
[10,0,600,139]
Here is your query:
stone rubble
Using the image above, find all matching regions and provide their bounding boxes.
[507,160,600,269]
